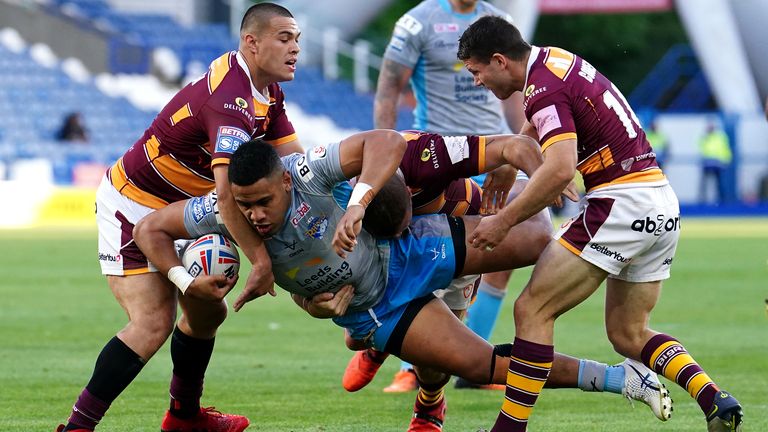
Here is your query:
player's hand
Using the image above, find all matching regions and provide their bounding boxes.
[552,180,580,208]
[306,285,355,318]
[185,274,238,302]
[333,205,365,258]
[233,263,276,312]
[481,165,517,215]
[469,214,511,251]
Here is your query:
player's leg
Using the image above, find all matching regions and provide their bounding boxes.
[160,296,248,432]
[463,178,547,350]
[61,274,177,431]
[60,180,178,431]
[606,278,742,430]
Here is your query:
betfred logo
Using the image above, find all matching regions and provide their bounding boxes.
[631,215,680,236]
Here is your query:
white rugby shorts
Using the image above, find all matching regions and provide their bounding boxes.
[554,183,679,282]
[95,175,157,275]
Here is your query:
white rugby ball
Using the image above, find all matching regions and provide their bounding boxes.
[181,234,240,279]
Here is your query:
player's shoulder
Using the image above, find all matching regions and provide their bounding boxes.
[394,0,441,36]
[206,51,251,98]
[478,1,512,21]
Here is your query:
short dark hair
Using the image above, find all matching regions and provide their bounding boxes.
[362,173,412,238]
[240,2,293,35]
[457,15,530,63]
[228,139,283,186]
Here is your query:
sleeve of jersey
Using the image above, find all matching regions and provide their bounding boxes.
[383,13,424,67]
[291,141,347,194]
[205,108,253,167]
[263,87,298,147]
[400,134,485,189]
[528,91,577,153]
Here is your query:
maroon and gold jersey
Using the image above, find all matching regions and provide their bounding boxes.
[399,131,484,216]
[523,46,665,192]
[108,51,297,209]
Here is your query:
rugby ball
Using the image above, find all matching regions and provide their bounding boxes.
[181,234,240,279]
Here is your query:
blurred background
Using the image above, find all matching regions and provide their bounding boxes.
[0,0,767,228]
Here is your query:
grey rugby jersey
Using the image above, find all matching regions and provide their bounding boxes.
[265,144,389,311]
[384,0,512,135]
[183,142,389,312]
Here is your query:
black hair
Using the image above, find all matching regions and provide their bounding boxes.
[362,173,412,238]
[228,139,283,186]
[457,15,530,63]
[240,2,294,34]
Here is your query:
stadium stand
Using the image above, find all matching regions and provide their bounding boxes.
[0,1,414,186]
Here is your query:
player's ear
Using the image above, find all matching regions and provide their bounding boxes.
[492,53,506,68]
[282,170,292,191]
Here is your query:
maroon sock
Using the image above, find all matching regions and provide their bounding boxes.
[66,389,109,430]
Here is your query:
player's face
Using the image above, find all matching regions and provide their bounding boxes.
[463,55,517,100]
[232,170,292,238]
[253,16,301,84]
[450,0,478,12]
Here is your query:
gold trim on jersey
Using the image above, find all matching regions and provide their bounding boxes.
[578,146,614,175]
[253,97,270,118]
[587,168,666,193]
[268,133,299,146]
[170,103,192,126]
[544,47,575,80]
[152,155,213,198]
[541,132,577,152]
[109,159,169,209]
[212,157,230,167]
[415,194,447,215]
[450,179,473,216]
[400,131,421,142]
[208,53,232,94]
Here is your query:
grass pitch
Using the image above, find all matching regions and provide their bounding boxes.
[1,218,766,431]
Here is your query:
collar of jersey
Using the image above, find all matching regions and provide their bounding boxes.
[235,51,270,104]
[523,45,541,92]
[437,0,479,19]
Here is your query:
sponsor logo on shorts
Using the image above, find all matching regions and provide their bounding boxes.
[304,216,328,239]
[589,243,631,263]
[291,202,311,227]
[631,215,680,236]
[215,126,250,154]
[296,261,353,293]
[98,252,121,262]
[662,257,674,266]
[429,243,447,261]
